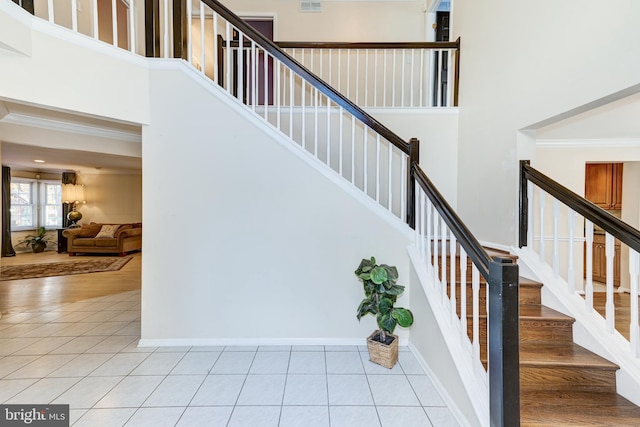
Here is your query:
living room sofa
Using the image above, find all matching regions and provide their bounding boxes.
[62,223,142,256]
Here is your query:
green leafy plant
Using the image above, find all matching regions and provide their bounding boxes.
[17,227,55,253]
[355,256,414,343]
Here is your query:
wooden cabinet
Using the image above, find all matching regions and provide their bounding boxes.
[590,234,620,287]
[585,163,623,210]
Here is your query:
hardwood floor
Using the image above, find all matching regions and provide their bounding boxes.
[591,291,639,341]
[0,250,141,316]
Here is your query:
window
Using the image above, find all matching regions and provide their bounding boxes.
[10,179,62,231]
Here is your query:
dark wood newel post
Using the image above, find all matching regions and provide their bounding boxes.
[519,160,530,248]
[145,0,161,57]
[453,37,461,107]
[489,257,520,427]
[406,138,420,229]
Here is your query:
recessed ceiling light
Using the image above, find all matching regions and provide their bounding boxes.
[34,159,45,163]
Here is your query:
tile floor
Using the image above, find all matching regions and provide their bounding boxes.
[0,290,460,426]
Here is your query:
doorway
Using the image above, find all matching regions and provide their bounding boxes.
[233,18,275,106]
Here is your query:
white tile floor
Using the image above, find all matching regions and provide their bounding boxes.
[0,290,460,427]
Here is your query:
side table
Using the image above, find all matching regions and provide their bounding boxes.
[57,228,68,254]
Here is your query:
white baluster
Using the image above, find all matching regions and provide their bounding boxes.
[410,49,415,107]
[433,208,439,284]
[415,187,421,256]
[553,199,559,277]
[225,23,231,91]
[364,49,369,107]
[355,49,360,104]
[450,235,457,324]
[213,12,218,84]
[472,265,480,364]
[447,49,454,106]
[401,49,406,107]
[337,49,342,99]
[301,78,306,149]
[163,0,169,57]
[426,197,432,271]
[568,209,576,293]
[419,49,425,107]
[441,218,447,296]
[339,107,344,175]
[251,42,257,111]
[427,49,434,107]
[363,128,368,194]
[237,32,244,103]
[200,2,205,74]
[387,142,392,212]
[129,0,136,53]
[186,0,192,60]
[460,247,468,347]
[289,67,293,137]
[314,89,319,155]
[375,135,381,202]
[585,221,594,312]
[373,50,378,107]
[383,50,387,107]
[71,0,78,32]
[91,0,98,39]
[328,49,333,86]
[263,50,268,119]
[346,50,350,99]
[400,154,406,220]
[420,191,426,261]
[47,0,54,22]
[351,116,356,184]
[436,50,442,106]
[630,250,639,357]
[326,101,331,166]
[539,189,546,262]
[276,60,281,129]
[392,51,396,107]
[605,233,615,334]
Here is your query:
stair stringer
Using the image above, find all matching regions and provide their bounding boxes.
[407,247,488,427]
[513,245,640,407]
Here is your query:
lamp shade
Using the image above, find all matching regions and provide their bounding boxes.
[62,184,86,204]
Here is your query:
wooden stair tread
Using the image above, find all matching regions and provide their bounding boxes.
[519,342,619,369]
[521,390,640,426]
[519,305,574,321]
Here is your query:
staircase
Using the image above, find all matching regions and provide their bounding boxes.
[465,255,640,426]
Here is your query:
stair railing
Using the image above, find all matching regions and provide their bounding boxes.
[520,160,640,358]
[158,0,422,223]
[278,40,460,108]
[412,164,520,427]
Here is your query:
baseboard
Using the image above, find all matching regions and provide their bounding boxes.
[138,337,410,348]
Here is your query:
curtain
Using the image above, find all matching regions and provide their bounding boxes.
[2,165,15,257]
[61,172,76,228]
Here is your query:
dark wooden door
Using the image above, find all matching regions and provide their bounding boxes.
[234,19,274,106]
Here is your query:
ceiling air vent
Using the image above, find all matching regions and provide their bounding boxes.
[300,1,321,12]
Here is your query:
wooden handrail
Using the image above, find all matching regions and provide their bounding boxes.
[201,0,411,155]
[520,161,640,253]
[275,41,460,50]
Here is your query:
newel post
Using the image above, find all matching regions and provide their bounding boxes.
[406,138,420,229]
[519,160,530,248]
[488,257,520,427]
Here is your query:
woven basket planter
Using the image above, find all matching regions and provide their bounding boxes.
[367,330,399,369]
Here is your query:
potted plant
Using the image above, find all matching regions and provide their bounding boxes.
[17,227,55,253]
[355,256,414,368]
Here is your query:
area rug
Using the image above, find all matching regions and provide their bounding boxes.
[0,257,132,281]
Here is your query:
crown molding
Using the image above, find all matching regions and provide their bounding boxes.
[536,139,640,149]
[0,112,141,143]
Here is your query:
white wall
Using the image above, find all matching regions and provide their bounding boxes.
[77,173,142,224]
[453,0,640,246]
[141,62,413,344]
[225,0,426,42]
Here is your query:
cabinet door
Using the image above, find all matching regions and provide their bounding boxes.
[612,163,623,210]
[585,163,613,209]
